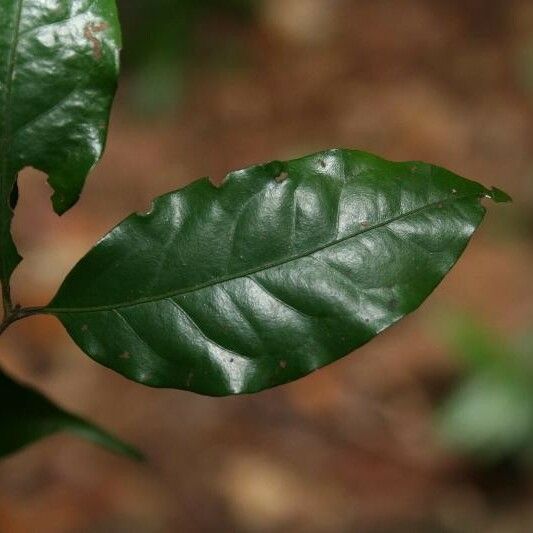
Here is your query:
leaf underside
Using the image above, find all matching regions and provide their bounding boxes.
[0,0,121,286]
[0,367,142,459]
[47,149,502,396]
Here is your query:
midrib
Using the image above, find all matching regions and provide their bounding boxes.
[45,192,485,315]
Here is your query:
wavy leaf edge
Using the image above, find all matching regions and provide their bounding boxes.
[43,148,509,396]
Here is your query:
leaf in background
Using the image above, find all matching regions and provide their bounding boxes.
[437,370,533,462]
[118,0,255,114]
[46,149,507,396]
[0,0,121,291]
[437,312,510,370]
[0,366,142,459]
[435,318,533,463]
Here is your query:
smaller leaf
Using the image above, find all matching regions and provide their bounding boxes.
[437,370,533,462]
[0,366,142,460]
[0,0,123,297]
[436,321,533,464]
[437,312,509,370]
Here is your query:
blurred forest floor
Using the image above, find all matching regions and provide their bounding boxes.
[0,0,532,532]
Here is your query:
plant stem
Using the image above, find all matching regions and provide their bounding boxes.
[0,305,44,336]
[1,281,12,316]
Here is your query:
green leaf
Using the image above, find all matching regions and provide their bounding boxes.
[0,0,121,290]
[437,370,533,462]
[435,322,533,463]
[0,366,142,459]
[46,149,503,396]
[437,312,511,371]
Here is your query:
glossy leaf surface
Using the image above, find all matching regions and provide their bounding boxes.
[0,367,142,459]
[0,0,121,288]
[47,149,506,396]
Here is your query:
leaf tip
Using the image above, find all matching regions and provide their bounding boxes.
[486,186,512,204]
[47,175,82,215]
[124,445,146,463]
[51,194,75,215]
[91,432,146,462]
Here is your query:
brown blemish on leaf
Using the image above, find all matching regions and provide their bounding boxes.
[81,324,89,332]
[208,176,222,188]
[319,159,326,169]
[186,372,194,387]
[275,171,288,183]
[360,220,369,228]
[84,21,108,60]
[279,360,287,369]
[137,200,155,218]
[119,351,130,360]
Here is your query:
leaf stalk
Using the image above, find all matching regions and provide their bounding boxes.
[0,305,44,336]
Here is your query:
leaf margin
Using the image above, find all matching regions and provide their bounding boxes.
[43,148,509,396]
